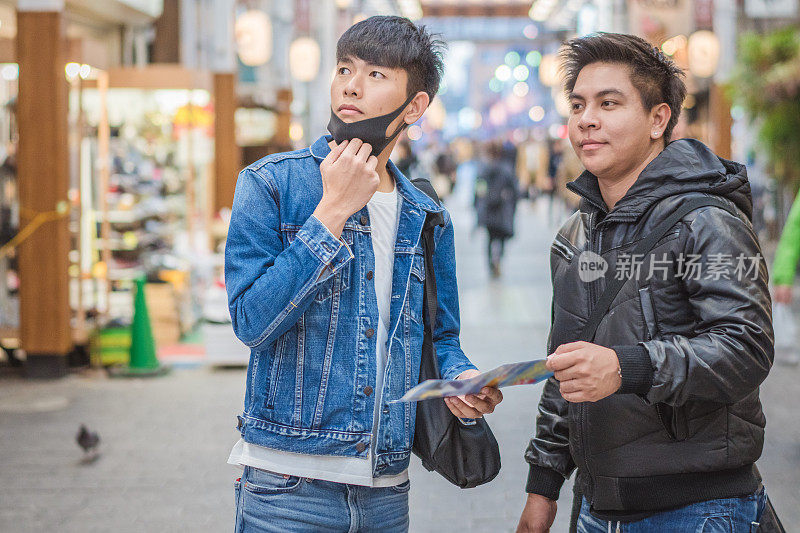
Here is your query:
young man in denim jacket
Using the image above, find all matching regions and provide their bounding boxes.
[225,16,502,532]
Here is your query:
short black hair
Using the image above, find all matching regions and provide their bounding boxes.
[336,16,446,103]
[560,32,687,142]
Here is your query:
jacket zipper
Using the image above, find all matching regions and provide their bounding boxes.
[578,212,602,497]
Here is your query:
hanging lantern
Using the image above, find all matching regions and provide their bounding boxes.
[289,37,321,82]
[235,10,273,67]
[687,30,721,79]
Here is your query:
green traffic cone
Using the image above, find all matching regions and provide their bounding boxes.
[109,276,169,378]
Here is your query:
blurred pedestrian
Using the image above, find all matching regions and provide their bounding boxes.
[772,192,800,304]
[393,137,417,178]
[518,33,772,533]
[225,16,502,533]
[475,141,519,278]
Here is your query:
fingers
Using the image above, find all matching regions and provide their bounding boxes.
[561,391,587,403]
[463,394,495,414]
[365,155,378,171]
[545,350,581,372]
[553,366,581,382]
[355,141,373,162]
[325,139,349,164]
[477,386,503,406]
[342,138,363,159]
[553,341,586,354]
[558,379,581,395]
[444,396,483,418]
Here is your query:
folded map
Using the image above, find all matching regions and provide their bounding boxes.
[393,359,553,403]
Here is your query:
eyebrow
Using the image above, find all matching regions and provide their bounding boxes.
[569,89,626,100]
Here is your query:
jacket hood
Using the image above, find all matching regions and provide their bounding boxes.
[567,138,753,222]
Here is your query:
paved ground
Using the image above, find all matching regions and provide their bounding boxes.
[1,197,798,532]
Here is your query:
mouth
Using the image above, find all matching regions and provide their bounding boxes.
[580,139,607,150]
[337,104,363,116]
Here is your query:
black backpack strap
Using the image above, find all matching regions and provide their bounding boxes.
[411,177,445,360]
[579,196,738,342]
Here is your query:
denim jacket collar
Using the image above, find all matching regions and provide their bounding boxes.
[310,135,443,215]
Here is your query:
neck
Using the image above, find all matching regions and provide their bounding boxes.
[375,137,399,192]
[597,144,663,211]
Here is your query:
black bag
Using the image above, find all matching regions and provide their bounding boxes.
[410,177,501,489]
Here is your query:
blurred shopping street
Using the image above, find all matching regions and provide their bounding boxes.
[1,197,798,533]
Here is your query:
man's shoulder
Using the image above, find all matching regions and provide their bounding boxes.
[650,193,745,229]
[554,210,584,247]
[239,147,319,197]
[244,147,315,175]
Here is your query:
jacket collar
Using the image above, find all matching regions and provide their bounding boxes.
[309,135,443,214]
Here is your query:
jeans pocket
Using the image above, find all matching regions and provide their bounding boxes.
[389,480,411,494]
[243,466,304,495]
[234,477,243,533]
[698,514,732,533]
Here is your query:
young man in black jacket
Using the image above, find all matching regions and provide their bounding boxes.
[517,33,773,532]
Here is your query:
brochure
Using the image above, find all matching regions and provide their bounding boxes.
[393,359,553,403]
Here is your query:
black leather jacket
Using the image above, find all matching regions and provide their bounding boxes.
[525,139,774,514]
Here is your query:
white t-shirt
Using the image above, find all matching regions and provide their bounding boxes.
[228,185,405,488]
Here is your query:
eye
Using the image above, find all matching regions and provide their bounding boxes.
[338,67,350,75]
[370,71,386,79]
[570,102,584,112]
[601,100,616,108]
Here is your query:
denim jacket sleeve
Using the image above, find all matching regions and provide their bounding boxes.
[432,211,478,380]
[225,167,353,351]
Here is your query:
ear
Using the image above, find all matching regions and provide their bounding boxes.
[650,103,671,141]
[403,91,430,125]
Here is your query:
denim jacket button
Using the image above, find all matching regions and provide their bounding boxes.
[356,442,366,453]
[366,328,375,338]
[363,386,373,396]
[366,270,374,280]
[360,215,368,225]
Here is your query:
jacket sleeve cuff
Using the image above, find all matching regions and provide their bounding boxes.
[613,345,653,395]
[441,362,478,381]
[297,215,353,270]
[526,464,565,500]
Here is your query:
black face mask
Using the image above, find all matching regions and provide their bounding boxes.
[327,93,415,158]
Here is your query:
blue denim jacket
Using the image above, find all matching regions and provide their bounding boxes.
[225,135,477,476]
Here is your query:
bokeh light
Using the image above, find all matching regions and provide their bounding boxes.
[495,64,512,82]
[407,124,423,141]
[505,51,521,67]
[526,50,542,67]
[529,106,545,122]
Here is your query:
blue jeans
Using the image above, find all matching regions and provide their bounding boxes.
[577,488,767,532]
[233,466,410,532]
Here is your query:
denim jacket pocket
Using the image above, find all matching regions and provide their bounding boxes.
[409,252,426,323]
[282,225,350,302]
[265,336,286,409]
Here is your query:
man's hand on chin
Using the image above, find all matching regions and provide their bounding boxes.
[443,369,504,419]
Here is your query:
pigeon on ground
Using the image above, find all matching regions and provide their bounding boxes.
[76,425,101,463]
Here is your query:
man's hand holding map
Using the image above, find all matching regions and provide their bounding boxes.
[394,360,553,403]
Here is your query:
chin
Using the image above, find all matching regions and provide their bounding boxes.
[578,154,605,175]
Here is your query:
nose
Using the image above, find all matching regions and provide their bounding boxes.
[343,74,361,98]
[578,104,599,130]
